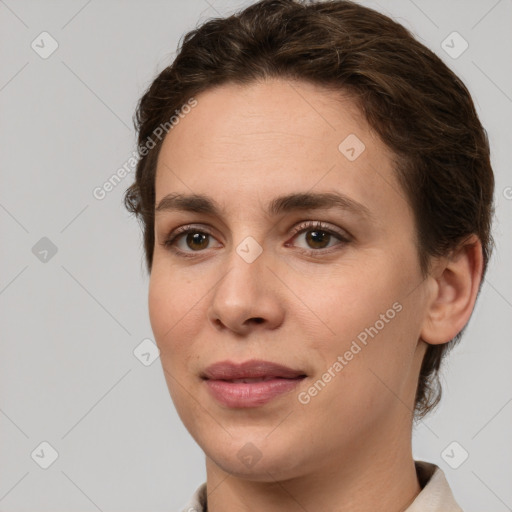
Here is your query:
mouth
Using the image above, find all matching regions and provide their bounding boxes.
[201,359,307,408]
[228,376,293,383]
[201,359,307,380]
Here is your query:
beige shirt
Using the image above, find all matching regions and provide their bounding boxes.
[179,460,463,512]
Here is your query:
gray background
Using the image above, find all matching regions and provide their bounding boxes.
[0,0,511,510]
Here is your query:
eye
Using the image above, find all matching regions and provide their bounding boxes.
[161,221,350,259]
[162,225,221,258]
[286,221,350,254]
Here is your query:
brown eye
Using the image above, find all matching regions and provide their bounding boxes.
[304,229,332,249]
[287,221,351,256]
[185,232,210,250]
[163,226,221,257]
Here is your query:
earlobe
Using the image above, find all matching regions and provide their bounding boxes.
[420,235,484,345]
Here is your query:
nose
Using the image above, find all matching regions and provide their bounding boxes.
[207,244,285,336]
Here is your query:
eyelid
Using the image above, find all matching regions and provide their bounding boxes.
[288,220,351,242]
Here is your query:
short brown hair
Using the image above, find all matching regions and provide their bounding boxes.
[124,0,495,421]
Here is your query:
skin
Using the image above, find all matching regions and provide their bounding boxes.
[148,78,483,511]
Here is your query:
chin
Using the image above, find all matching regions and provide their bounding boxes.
[203,434,308,482]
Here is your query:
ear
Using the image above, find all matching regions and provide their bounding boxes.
[420,235,484,345]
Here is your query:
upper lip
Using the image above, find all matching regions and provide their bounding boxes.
[201,359,307,380]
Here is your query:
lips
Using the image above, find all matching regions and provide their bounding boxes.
[201,359,307,381]
[229,376,278,383]
[201,359,307,408]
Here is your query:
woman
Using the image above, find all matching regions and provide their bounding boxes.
[124,1,494,510]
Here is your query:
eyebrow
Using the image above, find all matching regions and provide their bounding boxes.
[155,191,374,221]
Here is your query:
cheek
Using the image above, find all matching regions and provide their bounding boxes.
[148,270,202,407]
[148,268,197,354]
[148,270,173,344]
[293,251,421,378]
[292,261,400,338]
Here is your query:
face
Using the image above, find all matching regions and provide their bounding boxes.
[149,78,431,481]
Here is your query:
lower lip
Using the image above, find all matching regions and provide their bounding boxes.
[204,377,304,408]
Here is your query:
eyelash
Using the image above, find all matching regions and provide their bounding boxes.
[162,221,351,259]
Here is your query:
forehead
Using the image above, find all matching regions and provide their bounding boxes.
[158,79,367,166]
[155,78,406,219]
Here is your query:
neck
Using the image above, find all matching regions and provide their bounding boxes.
[204,409,421,512]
